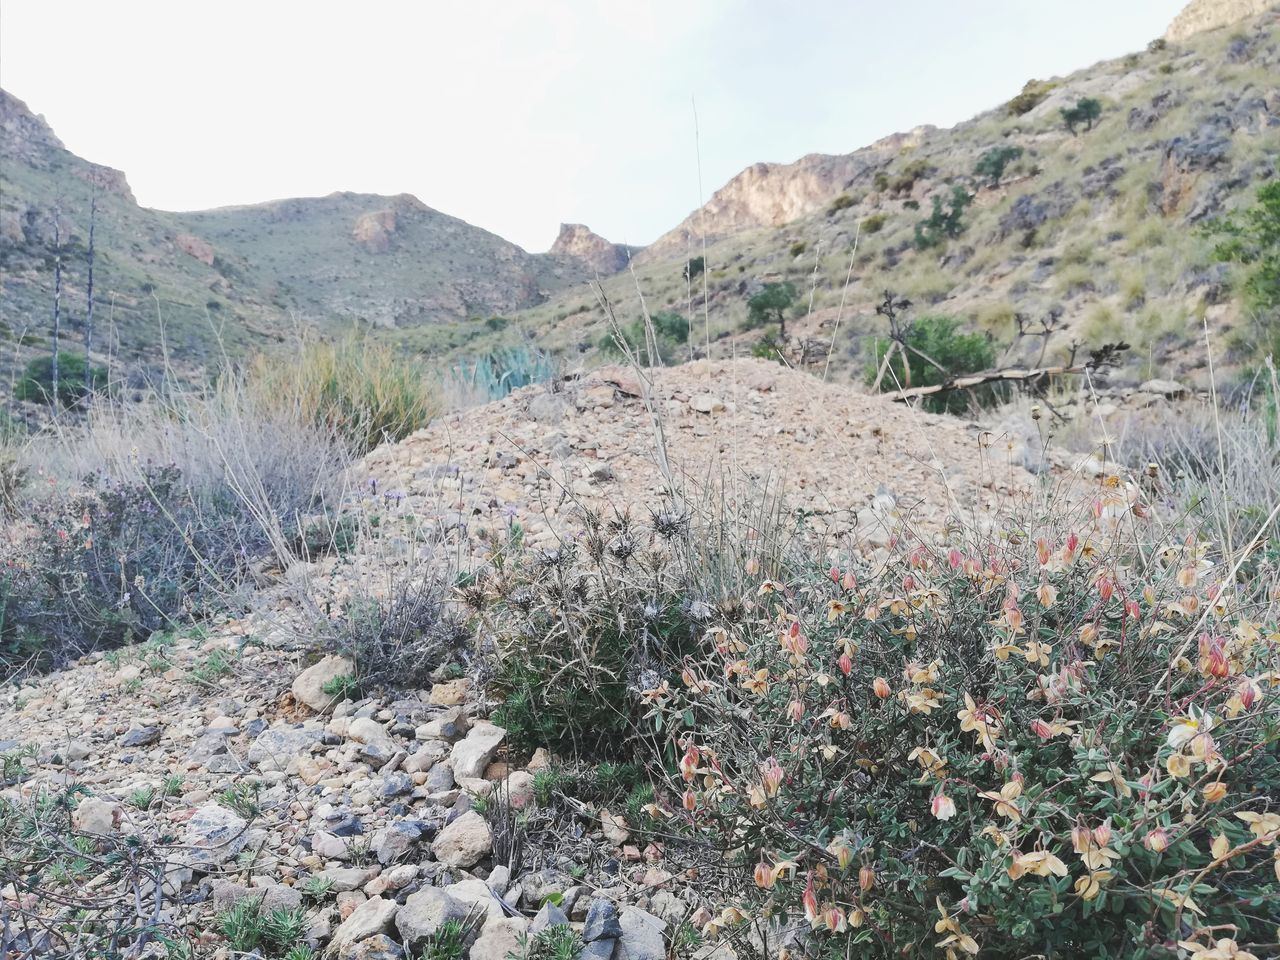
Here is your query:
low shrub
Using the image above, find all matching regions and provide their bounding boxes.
[315,576,468,692]
[1006,79,1057,117]
[864,315,998,414]
[449,345,557,404]
[476,510,706,758]
[598,311,690,366]
[861,213,888,235]
[645,482,1280,958]
[13,353,108,407]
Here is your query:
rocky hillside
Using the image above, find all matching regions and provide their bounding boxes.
[509,4,1280,389]
[0,91,599,383]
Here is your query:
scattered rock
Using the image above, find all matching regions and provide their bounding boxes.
[291,655,355,712]
[469,917,529,960]
[432,810,492,868]
[120,726,161,748]
[331,896,399,958]
[371,819,423,865]
[395,887,469,952]
[248,725,323,771]
[180,804,248,869]
[71,797,119,835]
[584,898,623,941]
[600,809,630,845]
[450,723,506,780]
[616,907,667,960]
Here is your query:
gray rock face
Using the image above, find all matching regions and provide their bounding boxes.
[469,917,528,960]
[530,900,570,935]
[120,726,161,747]
[615,907,667,960]
[346,933,403,960]
[180,804,248,869]
[394,887,469,952]
[584,898,623,941]
[372,819,422,865]
[247,724,323,771]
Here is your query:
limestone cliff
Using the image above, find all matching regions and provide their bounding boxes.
[548,223,630,275]
[1165,0,1276,41]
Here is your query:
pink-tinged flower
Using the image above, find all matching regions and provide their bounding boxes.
[787,698,805,722]
[754,859,774,889]
[801,871,819,922]
[827,840,853,869]
[838,652,853,676]
[1092,820,1112,847]
[680,744,700,782]
[1064,532,1079,560]
[1124,599,1141,621]
[760,757,784,797]
[1035,538,1052,566]
[948,548,963,570]
[1202,780,1227,803]
[1037,582,1057,607]
[683,789,697,811]
[873,677,891,699]
[859,865,875,892]
[841,570,857,591]
[902,574,917,592]
[1144,827,1169,853]
[931,791,957,820]
[829,565,841,583]
[1097,576,1115,602]
[822,906,847,932]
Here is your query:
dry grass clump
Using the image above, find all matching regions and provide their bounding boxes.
[245,333,439,455]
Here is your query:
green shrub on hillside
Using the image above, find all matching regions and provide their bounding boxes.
[683,256,705,281]
[1005,78,1056,116]
[14,353,107,407]
[914,187,974,250]
[862,213,888,234]
[1210,174,1280,357]
[865,315,997,414]
[1061,97,1103,135]
[746,282,797,338]
[974,145,1024,187]
[598,311,689,366]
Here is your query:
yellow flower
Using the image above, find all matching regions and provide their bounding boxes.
[1202,780,1228,803]
[991,639,1021,661]
[1236,811,1280,843]
[905,687,941,715]
[1210,833,1230,860]
[1073,870,1112,901]
[907,745,947,778]
[978,780,1023,821]
[826,599,847,622]
[1009,849,1068,879]
[1166,753,1191,778]
[1088,763,1132,797]
[741,669,770,696]
[1176,938,1258,960]
[1023,640,1053,667]
[1037,582,1058,607]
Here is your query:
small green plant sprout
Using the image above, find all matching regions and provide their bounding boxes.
[973,144,1024,187]
[320,673,358,701]
[216,898,266,952]
[186,648,232,687]
[1060,97,1102,134]
[127,786,156,810]
[1,744,36,784]
[525,924,585,960]
[163,774,185,797]
[418,917,469,960]
[300,874,335,901]
[216,781,262,819]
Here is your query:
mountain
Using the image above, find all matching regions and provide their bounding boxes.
[2,0,1276,394]
[508,2,1279,387]
[0,90,609,382]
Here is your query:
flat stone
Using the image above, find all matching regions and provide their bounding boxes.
[71,797,119,835]
[530,900,569,934]
[615,907,666,960]
[120,726,161,747]
[450,723,506,780]
[372,820,422,865]
[584,898,623,941]
[247,724,323,771]
[179,804,248,869]
[470,917,528,960]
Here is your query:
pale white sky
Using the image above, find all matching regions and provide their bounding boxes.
[1,1,1185,251]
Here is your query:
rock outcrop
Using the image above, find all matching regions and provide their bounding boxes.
[353,208,399,253]
[548,223,630,275]
[1164,0,1275,41]
[637,127,933,263]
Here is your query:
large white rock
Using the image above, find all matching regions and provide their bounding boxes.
[330,896,399,957]
[291,655,355,712]
[449,722,506,780]
[395,887,469,952]
[470,917,529,960]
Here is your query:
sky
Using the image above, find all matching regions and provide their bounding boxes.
[0,1,1186,252]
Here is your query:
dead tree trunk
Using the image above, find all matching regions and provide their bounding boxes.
[50,207,62,406]
[83,190,97,398]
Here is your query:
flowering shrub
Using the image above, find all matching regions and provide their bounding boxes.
[644,481,1280,958]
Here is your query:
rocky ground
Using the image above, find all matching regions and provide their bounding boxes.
[0,358,1163,959]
